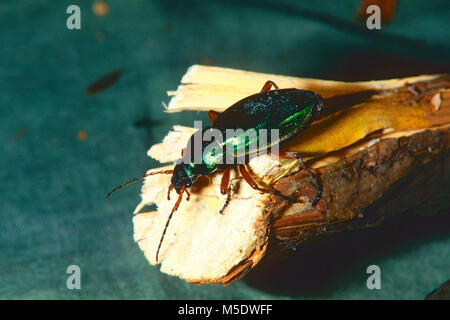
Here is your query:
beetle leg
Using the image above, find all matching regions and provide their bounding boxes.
[219,182,233,215]
[218,167,232,214]
[239,165,267,193]
[106,169,174,199]
[208,110,219,125]
[277,151,322,206]
[260,80,279,93]
[239,165,294,203]
[167,183,173,200]
[220,167,231,195]
[239,165,279,194]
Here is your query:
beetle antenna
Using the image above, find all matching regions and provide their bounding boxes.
[156,184,185,263]
[106,169,174,199]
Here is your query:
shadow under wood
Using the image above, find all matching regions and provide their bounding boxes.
[245,152,450,297]
[244,210,449,297]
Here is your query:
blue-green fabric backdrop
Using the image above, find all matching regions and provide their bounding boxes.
[0,0,449,299]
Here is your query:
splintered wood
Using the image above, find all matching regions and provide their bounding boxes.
[133,65,450,285]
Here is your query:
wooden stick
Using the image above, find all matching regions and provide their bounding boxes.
[133,65,450,285]
[166,65,440,112]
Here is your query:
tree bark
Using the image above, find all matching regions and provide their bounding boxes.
[133,65,450,285]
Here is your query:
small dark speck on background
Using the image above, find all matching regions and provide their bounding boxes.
[134,116,163,129]
[201,58,214,66]
[134,116,164,147]
[10,127,28,143]
[77,130,88,141]
[96,32,106,42]
[85,69,122,96]
[93,0,110,16]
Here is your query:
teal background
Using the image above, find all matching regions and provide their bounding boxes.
[0,0,449,299]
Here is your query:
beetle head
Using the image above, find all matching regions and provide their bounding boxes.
[171,163,198,193]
